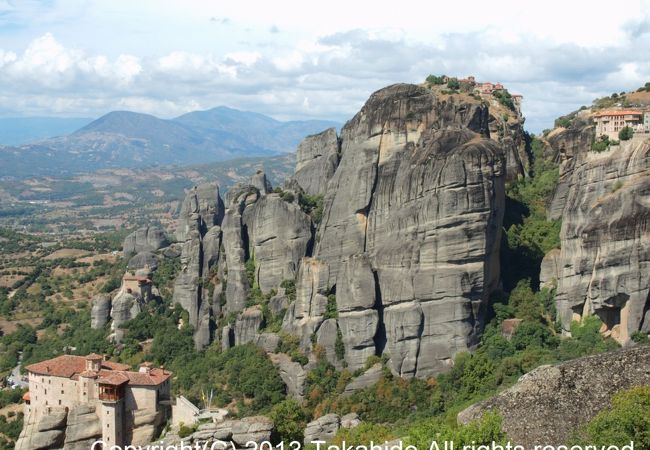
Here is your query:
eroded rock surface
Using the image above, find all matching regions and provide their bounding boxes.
[546,132,650,343]
[123,226,168,256]
[293,127,340,196]
[311,84,506,376]
[458,345,650,446]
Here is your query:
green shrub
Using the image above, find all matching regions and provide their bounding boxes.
[178,423,197,438]
[270,399,308,443]
[426,74,446,85]
[592,135,610,152]
[511,321,558,351]
[447,78,460,90]
[631,331,649,344]
[324,295,338,319]
[618,126,634,141]
[572,386,650,447]
[406,412,507,448]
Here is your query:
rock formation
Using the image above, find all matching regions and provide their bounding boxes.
[296,84,506,376]
[159,416,274,448]
[173,184,225,348]
[458,345,650,447]
[165,83,508,379]
[16,402,165,450]
[90,294,111,329]
[543,128,650,343]
[243,194,313,293]
[123,226,169,256]
[293,127,340,196]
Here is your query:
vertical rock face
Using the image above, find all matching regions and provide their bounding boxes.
[488,113,529,182]
[176,184,225,242]
[293,127,340,195]
[549,134,650,343]
[168,83,507,379]
[243,195,313,293]
[90,294,112,329]
[546,118,596,220]
[283,257,331,349]
[222,195,251,314]
[310,84,505,376]
[173,183,225,349]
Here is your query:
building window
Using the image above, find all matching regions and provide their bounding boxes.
[58,400,61,405]
[61,390,64,394]
[44,389,47,395]
[48,380,51,384]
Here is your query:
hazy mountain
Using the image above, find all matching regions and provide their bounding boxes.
[174,106,338,153]
[0,117,92,145]
[0,107,339,178]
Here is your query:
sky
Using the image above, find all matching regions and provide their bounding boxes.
[0,0,649,132]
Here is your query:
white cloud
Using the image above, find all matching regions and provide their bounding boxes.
[0,0,649,134]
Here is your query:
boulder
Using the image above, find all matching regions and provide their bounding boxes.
[539,248,561,289]
[343,363,383,396]
[303,414,340,444]
[458,345,650,447]
[254,332,280,353]
[316,319,342,368]
[230,416,274,446]
[251,170,273,194]
[269,288,289,315]
[340,413,361,429]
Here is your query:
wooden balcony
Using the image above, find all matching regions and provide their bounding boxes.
[98,384,124,402]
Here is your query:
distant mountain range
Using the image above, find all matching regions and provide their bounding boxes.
[0,107,339,178]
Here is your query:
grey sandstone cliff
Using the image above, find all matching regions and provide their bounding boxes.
[173,183,225,349]
[293,127,340,195]
[458,345,650,447]
[169,83,511,379]
[304,84,506,376]
[123,225,169,256]
[544,129,650,343]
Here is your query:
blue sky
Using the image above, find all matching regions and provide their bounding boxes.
[0,0,649,132]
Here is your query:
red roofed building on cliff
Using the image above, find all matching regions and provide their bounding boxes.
[23,354,171,447]
[592,110,649,140]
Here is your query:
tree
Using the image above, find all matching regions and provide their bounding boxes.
[618,126,634,141]
[270,399,307,443]
[447,78,460,90]
[426,74,445,85]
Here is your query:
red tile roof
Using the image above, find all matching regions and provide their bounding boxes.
[97,372,129,386]
[593,110,644,118]
[26,354,171,386]
[22,392,30,401]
